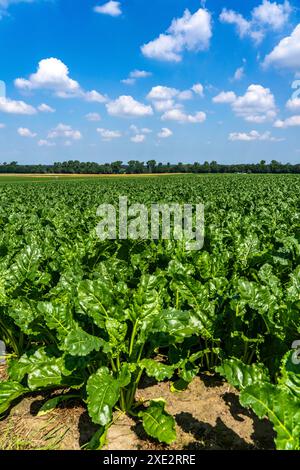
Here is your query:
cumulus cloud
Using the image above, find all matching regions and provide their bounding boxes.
[38,103,55,113]
[232,66,245,81]
[121,79,136,86]
[157,127,173,138]
[147,86,179,101]
[286,97,300,112]
[220,1,292,44]
[192,83,204,96]
[147,85,200,112]
[15,58,107,102]
[141,7,212,62]
[48,123,82,140]
[252,0,291,29]
[213,91,237,104]
[106,95,153,117]
[130,125,152,134]
[97,128,122,141]
[152,99,178,112]
[161,108,206,124]
[274,115,300,127]
[213,85,277,123]
[0,97,36,114]
[85,112,101,121]
[94,1,122,17]
[130,70,152,79]
[17,127,37,138]
[131,134,145,143]
[229,130,283,141]
[38,139,56,147]
[263,24,300,70]
[121,70,152,86]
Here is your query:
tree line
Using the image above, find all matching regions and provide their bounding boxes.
[0,159,299,174]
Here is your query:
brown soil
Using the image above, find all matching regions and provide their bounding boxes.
[0,368,274,450]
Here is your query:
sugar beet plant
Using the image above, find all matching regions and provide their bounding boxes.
[0,174,299,449]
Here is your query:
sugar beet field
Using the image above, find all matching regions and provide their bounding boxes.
[0,174,299,450]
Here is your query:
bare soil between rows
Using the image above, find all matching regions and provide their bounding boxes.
[0,365,274,450]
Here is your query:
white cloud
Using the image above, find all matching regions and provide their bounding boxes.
[158,127,173,138]
[97,127,122,141]
[0,123,5,128]
[213,85,277,123]
[229,130,283,141]
[131,134,146,143]
[130,70,152,79]
[274,115,300,127]
[178,90,193,100]
[15,58,79,93]
[233,66,245,81]
[122,70,152,86]
[38,139,56,147]
[213,91,237,104]
[252,0,291,30]
[161,108,206,124]
[48,123,82,140]
[38,103,55,113]
[106,95,153,117]
[192,83,204,96]
[147,86,179,101]
[84,90,107,103]
[286,97,300,112]
[220,1,292,44]
[220,9,252,38]
[140,127,152,134]
[0,0,41,19]
[0,97,36,114]
[85,112,101,121]
[121,78,136,86]
[263,24,300,70]
[130,125,152,134]
[141,7,212,62]
[147,85,196,111]
[17,127,37,138]
[94,1,122,17]
[153,99,177,112]
[15,58,107,102]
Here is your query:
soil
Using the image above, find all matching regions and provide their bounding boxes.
[0,366,274,450]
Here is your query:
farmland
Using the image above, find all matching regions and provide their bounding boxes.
[0,174,299,450]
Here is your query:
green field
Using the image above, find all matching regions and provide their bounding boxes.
[0,174,299,450]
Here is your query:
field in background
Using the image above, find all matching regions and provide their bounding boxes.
[0,174,299,450]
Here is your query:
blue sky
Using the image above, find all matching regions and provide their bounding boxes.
[0,0,300,165]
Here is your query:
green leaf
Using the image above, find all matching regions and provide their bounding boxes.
[138,399,176,444]
[77,279,112,328]
[0,381,28,415]
[240,383,300,450]
[151,309,202,343]
[37,302,74,340]
[63,327,103,357]
[140,359,175,381]
[86,367,120,426]
[279,351,300,399]
[8,348,71,391]
[37,394,78,416]
[216,358,270,390]
[82,426,108,450]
